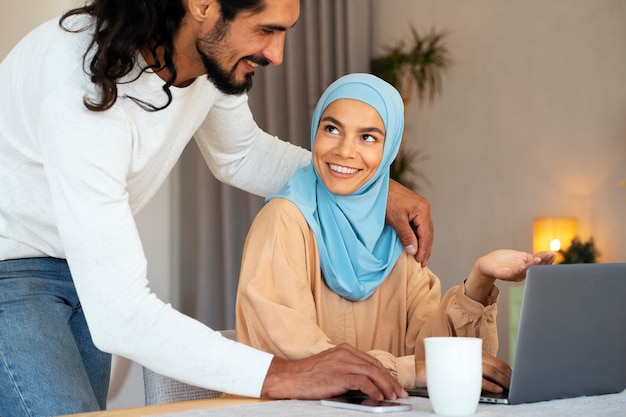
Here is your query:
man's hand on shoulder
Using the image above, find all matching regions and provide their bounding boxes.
[386,180,433,266]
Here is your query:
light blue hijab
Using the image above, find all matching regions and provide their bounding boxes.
[268,73,405,301]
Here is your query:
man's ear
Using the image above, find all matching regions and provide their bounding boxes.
[187,0,220,23]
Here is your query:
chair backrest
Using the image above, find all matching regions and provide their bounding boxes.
[143,329,236,405]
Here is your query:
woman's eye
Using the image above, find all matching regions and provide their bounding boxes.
[325,125,339,134]
[362,134,377,142]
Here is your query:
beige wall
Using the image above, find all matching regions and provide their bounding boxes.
[0,1,74,60]
[372,0,626,360]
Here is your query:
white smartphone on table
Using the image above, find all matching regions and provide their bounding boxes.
[320,396,412,413]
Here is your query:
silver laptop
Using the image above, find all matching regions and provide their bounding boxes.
[409,262,626,405]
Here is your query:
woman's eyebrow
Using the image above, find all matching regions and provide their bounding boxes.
[320,116,385,135]
[360,126,385,136]
[321,115,342,125]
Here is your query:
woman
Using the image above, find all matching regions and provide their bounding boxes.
[235,73,555,391]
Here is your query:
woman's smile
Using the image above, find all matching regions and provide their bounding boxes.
[328,163,359,176]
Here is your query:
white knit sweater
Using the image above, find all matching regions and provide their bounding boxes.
[0,16,309,397]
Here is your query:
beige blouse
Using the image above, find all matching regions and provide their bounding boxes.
[235,199,499,389]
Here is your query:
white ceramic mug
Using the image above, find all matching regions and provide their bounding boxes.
[424,337,482,416]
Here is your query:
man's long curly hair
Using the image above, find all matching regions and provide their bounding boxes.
[60,0,265,112]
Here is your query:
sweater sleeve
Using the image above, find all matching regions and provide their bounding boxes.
[38,89,272,398]
[194,93,310,197]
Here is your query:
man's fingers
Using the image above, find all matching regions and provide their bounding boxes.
[262,344,406,401]
[332,344,406,400]
[413,218,433,266]
[346,374,385,400]
[386,180,434,267]
[393,217,418,255]
[394,216,434,266]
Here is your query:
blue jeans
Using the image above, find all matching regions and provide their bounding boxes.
[0,258,111,417]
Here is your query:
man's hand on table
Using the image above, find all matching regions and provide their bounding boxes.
[261,343,408,401]
[386,180,433,267]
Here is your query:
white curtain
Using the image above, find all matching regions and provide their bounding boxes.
[176,0,372,330]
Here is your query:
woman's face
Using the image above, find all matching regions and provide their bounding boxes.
[313,99,385,195]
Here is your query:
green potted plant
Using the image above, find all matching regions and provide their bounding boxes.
[370,26,451,191]
[558,236,600,264]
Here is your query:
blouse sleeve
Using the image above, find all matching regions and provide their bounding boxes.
[384,260,500,387]
[236,199,337,359]
[365,351,419,389]
[368,259,443,388]
[410,267,500,361]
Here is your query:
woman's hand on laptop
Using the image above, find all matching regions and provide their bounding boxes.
[482,350,512,393]
[411,354,510,394]
[465,250,556,305]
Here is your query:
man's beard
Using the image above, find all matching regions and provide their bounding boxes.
[198,48,267,96]
[196,17,269,96]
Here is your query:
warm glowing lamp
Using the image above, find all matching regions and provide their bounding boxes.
[533,217,577,262]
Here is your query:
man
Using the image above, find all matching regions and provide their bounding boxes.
[0,1,432,416]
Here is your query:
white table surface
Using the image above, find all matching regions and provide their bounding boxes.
[158,390,626,417]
